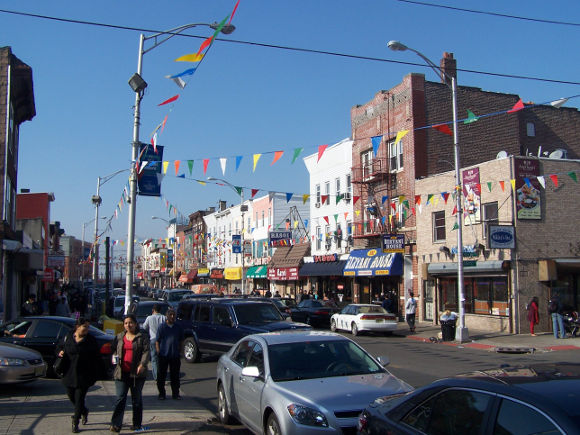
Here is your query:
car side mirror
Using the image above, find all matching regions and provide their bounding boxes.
[376,355,390,367]
[241,366,260,378]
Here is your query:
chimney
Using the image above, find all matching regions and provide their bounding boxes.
[440,52,457,86]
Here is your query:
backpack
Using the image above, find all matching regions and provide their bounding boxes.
[547,299,558,314]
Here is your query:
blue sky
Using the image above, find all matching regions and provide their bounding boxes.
[3,0,579,247]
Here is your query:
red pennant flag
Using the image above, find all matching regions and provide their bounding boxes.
[228,0,240,24]
[549,174,558,187]
[317,144,328,162]
[174,160,180,175]
[158,95,179,106]
[411,207,416,216]
[353,196,360,205]
[271,151,284,165]
[499,180,505,191]
[323,216,329,224]
[251,188,259,198]
[442,192,450,204]
[321,195,329,204]
[433,124,453,136]
[203,159,210,174]
[196,36,214,55]
[507,98,525,113]
[451,205,457,215]
[390,202,396,211]
[415,195,421,206]
[160,115,168,134]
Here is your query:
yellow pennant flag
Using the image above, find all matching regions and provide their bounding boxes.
[253,154,262,172]
[197,180,206,186]
[294,220,298,228]
[395,129,409,144]
[163,161,169,174]
[302,194,310,204]
[510,179,516,191]
[433,196,439,206]
[175,53,204,62]
[355,210,361,216]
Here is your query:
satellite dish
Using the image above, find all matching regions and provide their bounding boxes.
[548,150,564,159]
[496,151,508,159]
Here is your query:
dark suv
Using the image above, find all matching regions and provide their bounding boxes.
[176,298,311,363]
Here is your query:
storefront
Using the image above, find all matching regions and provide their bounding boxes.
[246,265,268,293]
[197,267,210,283]
[178,270,197,286]
[267,243,310,298]
[343,250,403,305]
[299,254,349,302]
[209,268,225,290]
[225,267,242,292]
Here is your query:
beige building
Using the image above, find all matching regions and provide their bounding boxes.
[416,155,580,334]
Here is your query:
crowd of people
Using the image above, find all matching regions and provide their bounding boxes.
[21,285,94,319]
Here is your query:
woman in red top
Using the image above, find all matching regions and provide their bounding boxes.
[528,296,540,336]
[109,314,150,432]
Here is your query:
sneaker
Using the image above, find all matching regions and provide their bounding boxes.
[158,394,166,400]
[172,395,182,400]
[132,426,149,432]
[109,426,121,433]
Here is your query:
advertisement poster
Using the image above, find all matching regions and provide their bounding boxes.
[138,143,163,197]
[462,167,481,225]
[232,234,241,253]
[515,158,541,220]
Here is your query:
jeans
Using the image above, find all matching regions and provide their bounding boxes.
[406,313,416,331]
[111,374,145,428]
[551,312,565,339]
[66,386,89,423]
[157,355,181,398]
[150,341,158,381]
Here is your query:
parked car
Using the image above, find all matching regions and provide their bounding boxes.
[176,299,311,363]
[358,363,580,435]
[182,293,219,301]
[216,330,412,434]
[159,289,192,308]
[0,342,46,384]
[113,295,139,319]
[289,299,340,327]
[331,303,397,336]
[129,300,171,329]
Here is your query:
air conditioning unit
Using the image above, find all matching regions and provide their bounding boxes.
[343,192,351,201]
[315,202,321,208]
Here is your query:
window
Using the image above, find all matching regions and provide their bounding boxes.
[482,202,498,239]
[261,210,265,227]
[232,340,254,367]
[346,174,352,195]
[324,181,330,196]
[213,306,232,327]
[391,198,404,227]
[495,399,558,434]
[335,178,341,197]
[195,304,211,322]
[389,140,404,171]
[247,342,264,375]
[361,150,373,180]
[325,225,331,250]
[402,389,492,434]
[316,226,322,250]
[526,122,536,137]
[315,184,321,204]
[433,211,446,242]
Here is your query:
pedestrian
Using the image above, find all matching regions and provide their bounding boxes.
[56,317,103,433]
[527,296,539,336]
[109,314,150,433]
[265,289,272,298]
[142,304,166,381]
[21,294,40,316]
[156,308,184,400]
[548,292,565,339]
[405,291,417,333]
[56,297,72,317]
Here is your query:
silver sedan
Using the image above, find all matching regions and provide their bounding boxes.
[216,330,412,434]
[0,342,46,384]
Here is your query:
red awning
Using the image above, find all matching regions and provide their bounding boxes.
[178,270,197,283]
[210,268,224,279]
[136,272,144,280]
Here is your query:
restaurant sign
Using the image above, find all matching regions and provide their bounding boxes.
[267,267,299,281]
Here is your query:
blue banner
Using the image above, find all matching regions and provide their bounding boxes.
[343,249,403,277]
[138,143,163,197]
[232,234,241,253]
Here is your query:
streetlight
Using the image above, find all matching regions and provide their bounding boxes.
[387,40,468,342]
[152,216,177,287]
[81,216,107,288]
[125,21,236,314]
[208,177,247,294]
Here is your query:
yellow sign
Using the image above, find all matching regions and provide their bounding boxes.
[225,267,242,280]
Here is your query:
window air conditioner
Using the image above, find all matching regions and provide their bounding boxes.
[315,202,321,208]
[343,192,351,201]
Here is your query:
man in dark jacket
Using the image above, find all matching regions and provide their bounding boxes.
[156,308,184,400]
[21,294,40,316]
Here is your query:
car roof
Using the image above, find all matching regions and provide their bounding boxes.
[247,330,348,345]
[17,315,75,324]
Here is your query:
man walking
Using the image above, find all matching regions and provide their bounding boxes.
[156,309,184,400]
[548,292,565,339]
[405,291,417,333]
[142,304,166,381]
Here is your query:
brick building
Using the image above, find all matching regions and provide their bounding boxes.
[350,52,580,316]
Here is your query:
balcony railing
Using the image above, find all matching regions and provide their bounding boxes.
[352,157,390,183]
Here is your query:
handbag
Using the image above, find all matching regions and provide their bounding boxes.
[53,354,69,377]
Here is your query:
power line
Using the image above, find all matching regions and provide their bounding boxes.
[393,0,580,27]
[2,8,580,86]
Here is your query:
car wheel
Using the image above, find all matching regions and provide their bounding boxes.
[183,337,200,363]
[266,413,281,435]
[383,331,393,336]
[217,383,232,425]
[351,322,359,336]
[306,316,312,326]
[330,319,337,332]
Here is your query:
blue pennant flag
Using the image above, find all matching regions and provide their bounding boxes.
[371,135,382,157]
[169,67,197,79]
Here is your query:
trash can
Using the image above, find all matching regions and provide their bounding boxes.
[441,319,456,341]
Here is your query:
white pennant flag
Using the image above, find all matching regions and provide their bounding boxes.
[219,158,227,176]
[170,77,186,89]
[139,161,148,174]
[418,204,423,214]
[537,175,545,189]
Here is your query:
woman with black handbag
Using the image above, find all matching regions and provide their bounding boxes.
[56,317,101,433]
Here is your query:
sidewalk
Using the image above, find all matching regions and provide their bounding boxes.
[396,321,580,353]
[0,378,214,434]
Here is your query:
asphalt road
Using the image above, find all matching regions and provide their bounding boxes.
[179,329,579,434]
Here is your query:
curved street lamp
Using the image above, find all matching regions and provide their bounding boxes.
[387,40,468,343]
[125,22,236,314]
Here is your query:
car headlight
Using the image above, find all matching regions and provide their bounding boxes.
[287,404,328,427]
[0,358,25,366]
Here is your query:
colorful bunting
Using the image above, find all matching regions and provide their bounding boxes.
[219,158,227,176]
[381,195,388,205]
[175,53,204,63]
[487,181,493,192]
[235,156,243,171]
[203,159,210,175]
[317,144,328,162]
[507,98,525,113]
[302,194,310,204]
[394,129,409,144]
[371,135,382,157]
[569,172,578,183]
[251,188,259,198]
[168,68,197,79]
[253,154,261,172]
[174,160,180,175]
[291,148,303,164]
[433,124,453,136]
[286,193,293,203]
[271,151,284,165]
[228,0,240,24]
[550,174,558,187]
[464,109,479,124]
[187,160,194,175]
[353,196,360,205]
[158,95,179,106]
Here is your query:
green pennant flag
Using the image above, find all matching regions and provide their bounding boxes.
[187,160,194,175]
[427,194,434,204]
[464,109,479,124]
[291,147,304,164]
[487,181,493,192]
[336,194,343,205]
[451,222,459,231]
[568,171,578,183]
[211,15,230,39]
[333,214,338,222]
[403,200,410,209]
[234,186,243,196]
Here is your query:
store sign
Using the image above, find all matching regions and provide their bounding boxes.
[268,267,299,281]
[382,234,405,253]
[463,167,481,225]
[232,235,241,253]
[313,253,338,262]
[269,231,292,246]
[47,255,65,267]
[515,158,541,220]
[489,225,515,249]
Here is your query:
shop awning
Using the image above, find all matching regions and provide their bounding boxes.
[343,250,403,277]
[225,267,242,280]
[246,265,267,279]
[178,270,197,283]
[136,272,144,280]
[197,268,210,277]
[210,268,224,279]
[269,243,310,268]
[427,260,509,276]
[300,260,347,277]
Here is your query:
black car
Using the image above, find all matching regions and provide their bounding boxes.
[289,299,340,327]
[0,316,115,377]
[176,299,311,363]
[358,363,580,435]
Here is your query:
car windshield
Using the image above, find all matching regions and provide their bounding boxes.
[169,291,189,301]
[233,304,283,324]
[136,304,168,317]
[268,339,385,381]
[114,298,124,307]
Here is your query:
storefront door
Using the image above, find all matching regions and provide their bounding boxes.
[424,280,435,321]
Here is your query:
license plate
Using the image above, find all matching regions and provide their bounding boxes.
[375,319,383,323]
[34,366,44,376]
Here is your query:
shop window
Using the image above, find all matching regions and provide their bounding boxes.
[316,226,322,251]
[389,140,403,172]
[482,202,498,239]
[433,211,446,242]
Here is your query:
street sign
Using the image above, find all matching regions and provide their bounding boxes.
[463,260,477,267]
[382,234,405,253]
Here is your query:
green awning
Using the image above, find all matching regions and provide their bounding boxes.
[246,265,267,279]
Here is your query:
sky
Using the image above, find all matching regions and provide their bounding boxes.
[3,0,580,253]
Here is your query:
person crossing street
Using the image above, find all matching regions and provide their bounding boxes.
[142,304,166,381]
[156,308,184,400]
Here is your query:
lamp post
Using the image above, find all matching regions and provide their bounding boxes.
[125,21,235,314]
[82,216,107,288]
[208,177,247,295]
[152,216,177,287]
[387,40,468,342]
